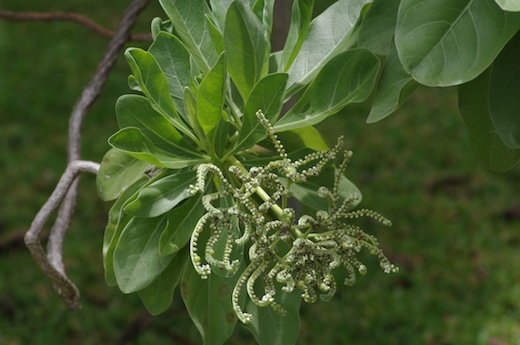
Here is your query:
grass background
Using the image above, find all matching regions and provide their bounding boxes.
[2,0,520,344]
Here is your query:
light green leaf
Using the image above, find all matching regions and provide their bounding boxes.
[209,0,234,30]
[495,0,520,11]
[109,127,205,169]
[114,215,175,293]
[366,41,418,123]
[280,0,314,72]
[197,54,226,141]
[234,73,288,152]
[286,0,373,96]
[395,0,520,87]
[289,168,362,211]
[275,49,380,132]
[252,0,275,37]
[181,260,243,345]
[137,247,188,315]
[206,15,224,54]
[124,170,196,218]
[159,194,206,256]
[459,68,520,172]
[276,126,329,152]
[158,0,217,72]
[244,289,301,345]
[358,0,399,56]
[96,148,151,202]
[224,1,269,102]
[489,32,520,149]
[116,95,198,156]
[125,48,196,141]
[149,32,192,118]
[103,176,148,286]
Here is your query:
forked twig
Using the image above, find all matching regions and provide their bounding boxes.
[24,0,150,309]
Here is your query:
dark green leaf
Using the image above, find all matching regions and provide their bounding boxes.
[489,31,520,149]
[244,289,302,345]
[224,1,269,101]
[197,53,226,144]
[96,148,151,202]
[280,0,314,72]
[116,94,198,156]
[103,177,148,286]
[125,48,196,141]
[366,41,418,123]
[137,247,189,315]
[149,32,192,118]
[275,49,380,132]
[124,170,197,218]
[286,0,373,96]
[158,0,217,72]
[114,215,175,293]
[358,0,399,55]
[234,73,288,152]
[159,194,206,256]
[395,0,520,86]
[181,260,243,345]
[459,68,520,172]
[109,127,205,169]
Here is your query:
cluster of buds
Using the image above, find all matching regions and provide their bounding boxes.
[187,110,398,323]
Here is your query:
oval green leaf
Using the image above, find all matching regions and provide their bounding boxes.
[124,170,197,218]
[114,215,175,293]
[395,0,520,86]
[358,0,400,56]
[275,49,380,132]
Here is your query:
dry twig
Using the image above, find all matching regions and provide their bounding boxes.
[24,0,150,309]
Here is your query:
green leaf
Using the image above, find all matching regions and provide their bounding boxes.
[149,32,192,118]
[275,49,380,132]
[366,41,419,124]
[197,53,226,142]
[459,68,520,172]
[96,148,151,202]
[489,32,520,149]
[116,94,198,156]
[114,215,175,293]
[158,0,217,72]
[159,194,206,256]
[124,170,197,218]
[395,0,520,87]
[103,177,148,286]
[181,260,242,345]
[244,289,302,345]
[125,48,196,141]
[495,0,520,11]
[137,247,189,315]
[209,0,234,30]
[286,0,373,96]
[224,1,269,102]
[109,127,205,169]
[358,0,400,56]
[276,126,329,152]
[289,168,362,211]
[234,73,288,152]
[280,0,314,72]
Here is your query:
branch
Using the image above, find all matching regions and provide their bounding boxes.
[25,0,150,309]
[25,160,99,310]
[0,9,151,42]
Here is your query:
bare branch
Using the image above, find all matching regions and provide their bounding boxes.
[25,160,99,310]
[0,9,152,42]
[25,0,150,309]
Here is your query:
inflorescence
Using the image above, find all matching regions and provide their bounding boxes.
[187,110,398,324]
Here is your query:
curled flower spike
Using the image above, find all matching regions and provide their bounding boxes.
[185,111,398,323]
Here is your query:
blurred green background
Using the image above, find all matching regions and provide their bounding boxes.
[2,1,520,344]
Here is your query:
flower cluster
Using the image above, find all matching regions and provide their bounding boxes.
[188,110,398,323]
